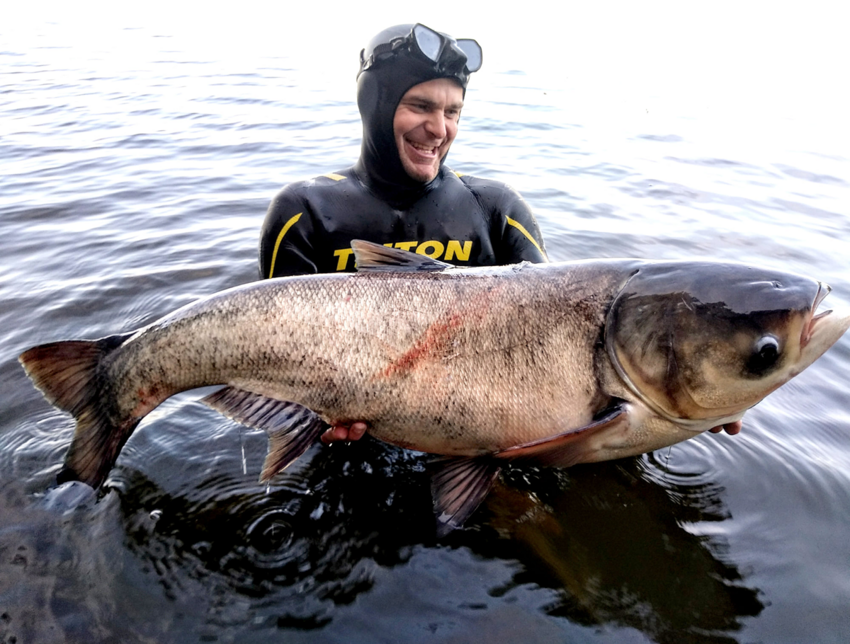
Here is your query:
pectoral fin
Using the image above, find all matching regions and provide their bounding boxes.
[429,406,631,535]
[202,387,328,481]
[430,456,502,536]
[495,405,630,467]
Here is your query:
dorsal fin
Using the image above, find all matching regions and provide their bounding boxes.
[351,240,453,273]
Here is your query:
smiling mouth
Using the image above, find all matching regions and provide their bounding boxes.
[406,139,439,157]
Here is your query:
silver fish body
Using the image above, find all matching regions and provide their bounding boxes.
[19,242,850,531]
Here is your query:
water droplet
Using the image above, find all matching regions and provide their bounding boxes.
[309,502,326,520]
[241,428,248,475]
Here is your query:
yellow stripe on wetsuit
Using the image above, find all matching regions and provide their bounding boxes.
[268,175,345,277]
[506,217,544,255]
[268,212,302,278]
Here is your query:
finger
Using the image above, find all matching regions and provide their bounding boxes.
[349,422,368,440]
[321,425,350,444]
[723,420,743,435]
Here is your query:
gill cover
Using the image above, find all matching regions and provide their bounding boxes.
[605,262,822,423]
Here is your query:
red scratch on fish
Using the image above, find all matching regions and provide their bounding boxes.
[379,286,503,378]
[381,311,465,378]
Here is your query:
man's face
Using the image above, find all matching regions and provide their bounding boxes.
[393,78,464,183]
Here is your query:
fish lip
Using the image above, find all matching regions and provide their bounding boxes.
[802,281,832,348]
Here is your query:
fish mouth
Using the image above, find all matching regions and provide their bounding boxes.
[802,281,832,348]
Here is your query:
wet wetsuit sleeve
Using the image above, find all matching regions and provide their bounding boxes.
[497,187,548,263]
[465,177,548,264]
[258,185,318,278]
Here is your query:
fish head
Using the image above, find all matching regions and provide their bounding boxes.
[605,262,850,428]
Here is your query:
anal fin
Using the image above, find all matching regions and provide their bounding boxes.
[202,387,328,481]
[430,456,501,536]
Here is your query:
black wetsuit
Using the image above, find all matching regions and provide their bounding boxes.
[258,23,547,278]
[259,165,547,277]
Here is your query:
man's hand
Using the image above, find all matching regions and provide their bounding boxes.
[708,420,742,435]
[321,422,369,444]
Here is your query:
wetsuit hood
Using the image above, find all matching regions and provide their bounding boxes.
[354,24,478,208]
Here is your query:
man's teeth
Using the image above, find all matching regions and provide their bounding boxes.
[409,141,436,153]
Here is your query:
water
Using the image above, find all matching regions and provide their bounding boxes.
[2,4,850,643]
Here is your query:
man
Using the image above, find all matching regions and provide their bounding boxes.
[258,23,547,280]
[258,23,549,443]
[258,23,741,442]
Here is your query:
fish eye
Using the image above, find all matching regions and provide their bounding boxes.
[746,335,781,375]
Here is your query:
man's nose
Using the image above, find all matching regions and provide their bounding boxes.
[423,111,447,138]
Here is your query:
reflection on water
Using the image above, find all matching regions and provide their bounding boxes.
[484,461,764,644]
[2,435,764,643]
[3,432,763,643]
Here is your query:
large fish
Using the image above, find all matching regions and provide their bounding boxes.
[19,242,850,532]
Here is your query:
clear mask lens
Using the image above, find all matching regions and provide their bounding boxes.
[456,39,482,72]
[413,24,443,62]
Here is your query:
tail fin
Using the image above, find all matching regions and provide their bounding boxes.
[19,334,139,489]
